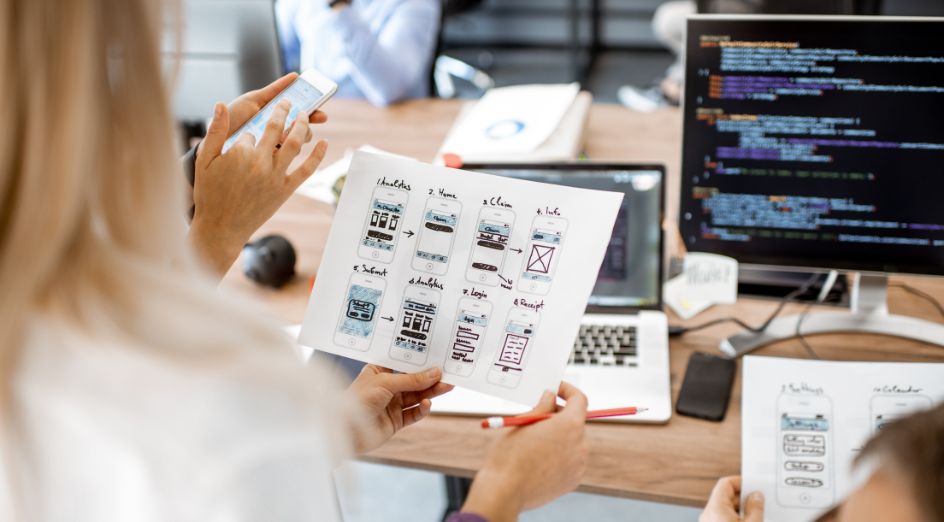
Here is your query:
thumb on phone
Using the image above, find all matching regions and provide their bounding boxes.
[198,102,230,167]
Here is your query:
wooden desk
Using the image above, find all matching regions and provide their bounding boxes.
[221,98,944,507]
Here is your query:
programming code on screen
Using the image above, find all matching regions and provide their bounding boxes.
[680,18,944,274]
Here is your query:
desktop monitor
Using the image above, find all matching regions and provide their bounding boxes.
[680,15,944,353]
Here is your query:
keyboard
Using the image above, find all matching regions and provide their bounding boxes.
[569,324,638,367]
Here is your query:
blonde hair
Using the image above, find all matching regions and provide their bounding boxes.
[0,0,349,516]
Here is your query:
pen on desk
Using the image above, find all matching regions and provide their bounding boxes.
[480,406,647,429]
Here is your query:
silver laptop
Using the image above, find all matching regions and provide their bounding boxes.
[431,164,672,423]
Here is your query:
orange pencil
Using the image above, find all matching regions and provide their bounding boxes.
[480,406,647,429]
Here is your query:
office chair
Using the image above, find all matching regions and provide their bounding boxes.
[696,0,883,15]
[431,0,495,99]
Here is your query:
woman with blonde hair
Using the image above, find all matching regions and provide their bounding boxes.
[0,0,588,519]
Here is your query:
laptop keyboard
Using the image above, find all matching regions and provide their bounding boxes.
[569,324,638,367]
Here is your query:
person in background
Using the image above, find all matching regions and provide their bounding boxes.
[276,0,440,107]
[617,0,694,111]
[0,0,588,519]
[700,403,944,522]
[618,0,763,111]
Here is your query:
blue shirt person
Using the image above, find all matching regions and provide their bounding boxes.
[276,0,441,107]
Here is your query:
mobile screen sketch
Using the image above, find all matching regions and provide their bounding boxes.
[777,394,834,509]
[413,198,462,275]
[487,309,539,388]
[467,207,515,286]
[358,187,408,263]
[870,394,932,434]
[518,216,567,295]
[388,287,441,365]
[334,274,386,351]
[223,77,323,153]
[444,299,492,377]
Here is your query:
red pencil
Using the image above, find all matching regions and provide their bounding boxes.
[480,406,647,429]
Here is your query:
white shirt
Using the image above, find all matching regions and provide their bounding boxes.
[276,0,440,106]
[7,317,344,521]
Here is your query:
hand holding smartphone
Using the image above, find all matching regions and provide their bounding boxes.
[222,69,338,153]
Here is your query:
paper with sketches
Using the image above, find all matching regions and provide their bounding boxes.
[742,356,944,522]
[438,83,580,157]
[664,252,738,319]
[298,151,622,405]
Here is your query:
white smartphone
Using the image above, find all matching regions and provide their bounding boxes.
[487,308,540,389]
[466,207,516,286]
[412,197,462,275]
[222,69,338,153]
[334,273,386,351]
[388,285,441,365]
[443,298,492,377]
[776,392,834,509]
[358,186,410,264]
[517,215,568,295]
[870,394,932,434]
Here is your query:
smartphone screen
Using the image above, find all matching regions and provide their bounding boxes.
[223,77,325,152]
[358,187,408,263]
[334,274,386,351]
[338,284,382,338]
[393,294,438,354]
[442,298,492,377]
[471,219,510,272]
[495,318,535,371]
[413,198,461,274]
[365,198,403,252]
[777,394,834,508]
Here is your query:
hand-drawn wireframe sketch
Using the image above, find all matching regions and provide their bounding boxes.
[358,186,409,263]
[487,307,540,388]
[869,394,932,434]
[518,215,568,295]
[466,207,516,286]
[777,391,835,509]
[388,285,441,365]
[335,273,387,351]
[300,151,625,406]
[413,197,462,275]
[443,298,493,377]
[741,357,944,522]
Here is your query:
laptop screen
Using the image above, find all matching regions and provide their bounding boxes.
[465,165,664,309]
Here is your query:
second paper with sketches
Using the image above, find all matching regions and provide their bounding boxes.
[741,356,944,522]
[299,151,623,405]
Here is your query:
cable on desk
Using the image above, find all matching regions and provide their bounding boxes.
[888,282,944,319]
[669,272,822,337]
[794,302,819,359]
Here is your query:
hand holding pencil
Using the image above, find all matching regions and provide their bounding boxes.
[461,382,590,519]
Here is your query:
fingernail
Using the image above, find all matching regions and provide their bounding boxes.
[214,103,222,117]
[279,99,292,110]
[541,390,554,401]
[425,367,441,379]
[748,492,764,503]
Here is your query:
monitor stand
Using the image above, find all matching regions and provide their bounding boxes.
[720,273,944,358]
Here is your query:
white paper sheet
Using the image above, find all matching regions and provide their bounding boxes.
[438,83,580,157]
[663,253,738,319]
[741,356,944,522]
[298,151,622,406]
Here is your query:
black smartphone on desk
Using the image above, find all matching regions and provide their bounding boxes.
[676,352,737,421]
